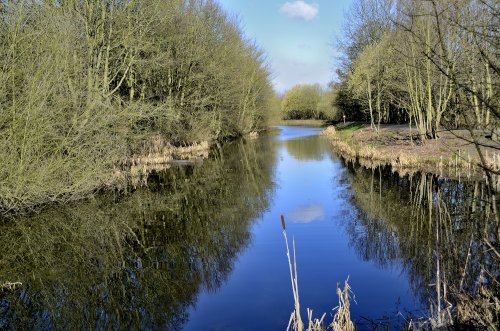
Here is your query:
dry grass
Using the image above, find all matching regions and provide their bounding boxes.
[0,282,22,292]
[248,131,259,140]
[320,126,336,138]
[456,287,500,329]
[330,279,355,331]
[123,135,210,167]
[105,135,211,189]
[321,124,498,181]
[484,151,500,173]
[281,214,355,331]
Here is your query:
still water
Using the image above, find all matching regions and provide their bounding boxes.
[0,126,497,330]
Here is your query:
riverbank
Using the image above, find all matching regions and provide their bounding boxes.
[322,123,500,179]
[0,129,269,217]
[0,137,213,218]
[272,119,330,127]
[115,130,261,189]
[112,137,212,190]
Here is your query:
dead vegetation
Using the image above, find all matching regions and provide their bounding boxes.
[248,131,259,140]
[456,287,500,329]
[281,214,355,331]
[319,126,336,138]
[0,282,22,293]
[108,136,211,189]
[323,124,499,185]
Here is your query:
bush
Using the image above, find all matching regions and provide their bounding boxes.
[0,0,274,213]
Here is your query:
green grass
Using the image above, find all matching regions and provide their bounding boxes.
[334,122,366,137]
[331,122,367,152]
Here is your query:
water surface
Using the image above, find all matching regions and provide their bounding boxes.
[1,126,497,330]
[184,126,423,330]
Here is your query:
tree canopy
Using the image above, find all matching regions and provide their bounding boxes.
[0,0,275,212]
[281,84,339,120]
[335,0,499,141]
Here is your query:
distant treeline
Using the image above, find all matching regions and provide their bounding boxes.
[280,84,340,121]
[0,0,274,213]
[334,0,498,139]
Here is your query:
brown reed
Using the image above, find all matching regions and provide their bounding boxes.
[281,213,355,331]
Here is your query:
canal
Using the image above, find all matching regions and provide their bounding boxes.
[1,126,497,330]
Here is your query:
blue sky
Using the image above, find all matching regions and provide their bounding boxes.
[217,0,352,93]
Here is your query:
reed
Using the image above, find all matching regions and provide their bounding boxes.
[282,213,304,331]
[123,136,210,167]
[323,125,492,182]
[320,126,337,139]
[281,214,355,331]
[248,131,259,140]
[330,278,355,331]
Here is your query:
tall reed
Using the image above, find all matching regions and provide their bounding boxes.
[281,214,355,331]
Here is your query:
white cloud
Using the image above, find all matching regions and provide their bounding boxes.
[280,1,319,21]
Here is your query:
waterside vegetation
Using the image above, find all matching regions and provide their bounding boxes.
[280,214,355,331]
[320,0,500,195]
[335,0,499,141]
[0,0,274,214]
[0,137,276,329]
[280,84,341,122]
[322,123,500,188]
[344,161,499,329]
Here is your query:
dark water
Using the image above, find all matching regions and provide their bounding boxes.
[0,126,498,330]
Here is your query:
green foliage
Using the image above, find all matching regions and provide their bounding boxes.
[0,0,275,213]
[266,93,284,125]
[335,123,366,136]
[336,0,499,140]
[317,87,341,121]
[281,84,322,120]
[281,84,341,121]
[333,82,364,122]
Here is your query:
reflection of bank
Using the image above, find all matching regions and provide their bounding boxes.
[284,136,332,161]
[288,203,325,223]
[343,160,499,328]
[0,137,278,330]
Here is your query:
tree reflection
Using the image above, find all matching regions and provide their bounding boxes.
[0,137,277,330]
[343,160,499,327]
[284,136,333,161]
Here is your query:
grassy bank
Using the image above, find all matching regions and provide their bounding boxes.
[322,123,500,179]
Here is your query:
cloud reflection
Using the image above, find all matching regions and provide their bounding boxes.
[288,203,325,223]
